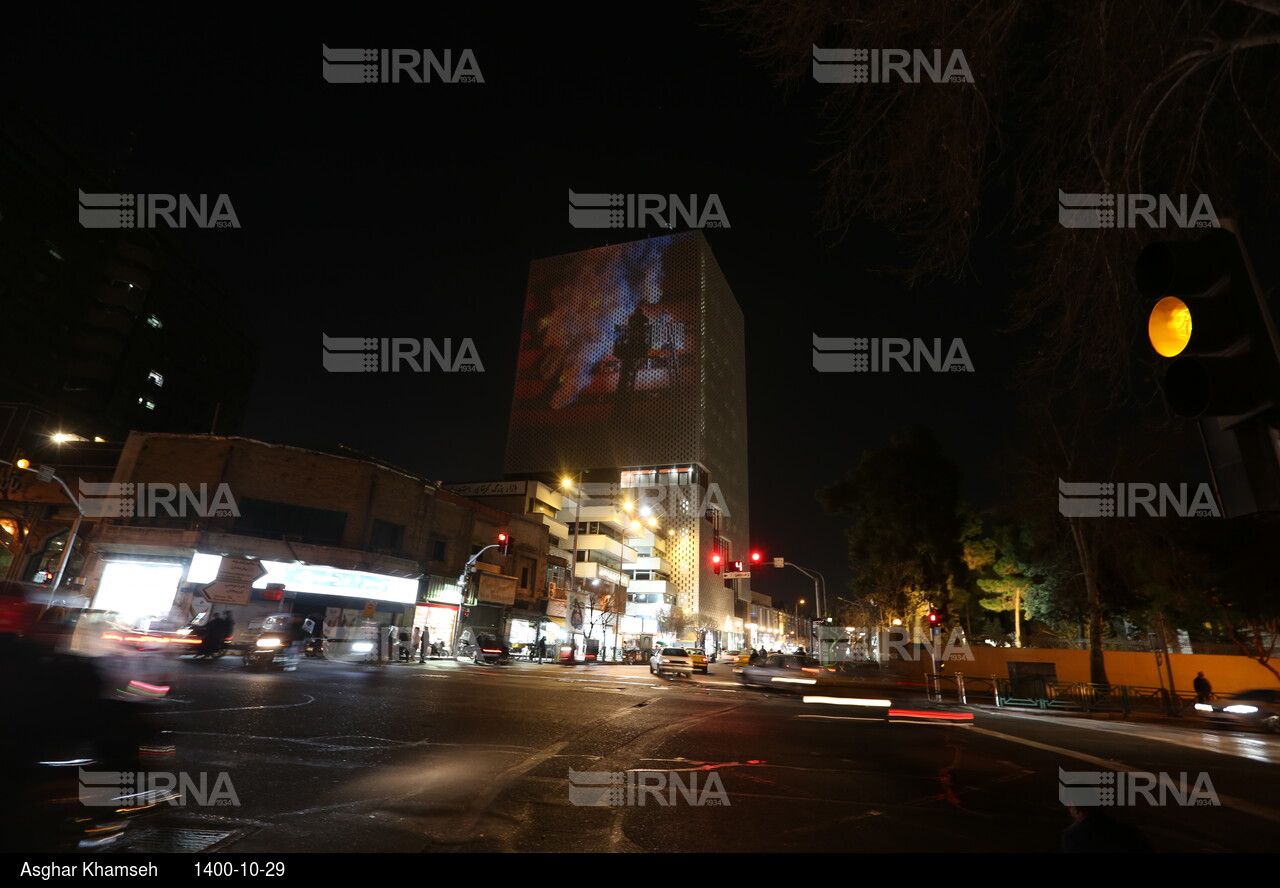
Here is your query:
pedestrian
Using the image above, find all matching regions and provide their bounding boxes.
[1061,804,1152,852]
[536,637,546,661]
[1193,671,1213,704]
[412,627,421,655]
[284,614,307,671]
[222,610,235,640]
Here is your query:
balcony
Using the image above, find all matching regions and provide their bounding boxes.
[626,555,672,574]
[535,512,569,540]
[570,534,637,562]
[573,561,631,588]
[628,578,676,599]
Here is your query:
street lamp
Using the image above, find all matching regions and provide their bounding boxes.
[12,461,85,609]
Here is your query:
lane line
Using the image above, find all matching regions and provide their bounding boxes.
[969,725,1280,825]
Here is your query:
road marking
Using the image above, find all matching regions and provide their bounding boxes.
[969,725,1280,825]
[987,708,1280,766]
[156,695,316,715]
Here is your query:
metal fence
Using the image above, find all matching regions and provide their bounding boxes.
[926,673,1197,716]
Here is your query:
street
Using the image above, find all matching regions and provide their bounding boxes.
[112,656,1280,853]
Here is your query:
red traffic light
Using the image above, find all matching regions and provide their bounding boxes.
[497,532,508,543]
[711,552,722,574]
[750,551,762,563]
[927,608,940,624]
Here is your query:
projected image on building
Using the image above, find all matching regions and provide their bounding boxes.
[510,235,699,436]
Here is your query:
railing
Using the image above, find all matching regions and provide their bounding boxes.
[926,673,1198,716]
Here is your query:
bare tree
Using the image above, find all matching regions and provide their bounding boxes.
[710,0,1280,683]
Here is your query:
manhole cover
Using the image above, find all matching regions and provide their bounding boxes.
[113,827,239,853]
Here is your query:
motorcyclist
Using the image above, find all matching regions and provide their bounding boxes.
[197,611,229,657]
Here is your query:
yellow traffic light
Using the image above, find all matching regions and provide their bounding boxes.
[1148,296,1192,358]
[15,459,30,470]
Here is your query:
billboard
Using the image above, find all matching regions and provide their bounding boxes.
[506,233,702,472]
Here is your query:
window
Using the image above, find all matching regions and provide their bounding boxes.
[148,370,164,387]
[232,497,347,547]
[432,539,446,562]
[520,566,529,589]
[146,315,163,329]
[369,519,404,552]
[137,398,155,410]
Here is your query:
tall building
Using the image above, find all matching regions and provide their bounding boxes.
[0,104,257,456]
[503,231,748,648]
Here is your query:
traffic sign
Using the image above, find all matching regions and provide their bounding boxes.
[202,557,267,606]
[773,557,785,568]
[723,571,751,579]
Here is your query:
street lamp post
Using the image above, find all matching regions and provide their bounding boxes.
[561,472,588,661]
[14,462,85,610]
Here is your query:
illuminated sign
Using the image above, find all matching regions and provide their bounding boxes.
[186,554,418,604]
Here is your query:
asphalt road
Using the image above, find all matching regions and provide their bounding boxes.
[108,655,1280,854]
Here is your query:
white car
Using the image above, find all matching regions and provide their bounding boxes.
[650,647,694,678]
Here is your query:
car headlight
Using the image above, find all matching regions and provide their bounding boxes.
[255,637,283,648]
[1224,704,1259,714]
[352,642,373,653]
[1194,703,1214,712]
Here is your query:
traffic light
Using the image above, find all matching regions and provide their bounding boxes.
[750,551,762,564]
[15,458,30,470]
[1139,228,1280,427]
[497,532,511,555]
[927,608,940,625]
[711,551,722,574]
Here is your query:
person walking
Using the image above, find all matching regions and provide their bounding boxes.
[1194,672,1213,704]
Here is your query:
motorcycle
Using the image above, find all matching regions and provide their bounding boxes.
[304,636,327,659]
[242,614,299,672]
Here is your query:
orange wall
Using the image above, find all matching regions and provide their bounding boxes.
[919,645,1280,695]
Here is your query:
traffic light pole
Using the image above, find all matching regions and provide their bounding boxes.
[780,561,825,651]
[452,543,501,655]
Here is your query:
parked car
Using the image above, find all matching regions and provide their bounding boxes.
[687,647,709,674]
[1195,688,1280,733]
[457,629,511,665]
[650,646,694,678]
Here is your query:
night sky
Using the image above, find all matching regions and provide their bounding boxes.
[6,6,1022,610]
